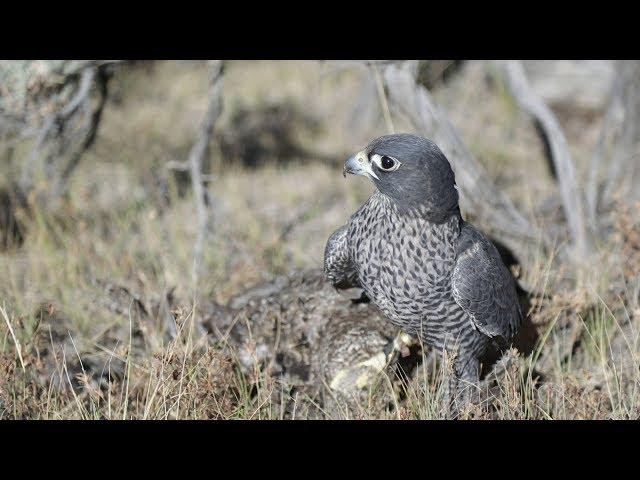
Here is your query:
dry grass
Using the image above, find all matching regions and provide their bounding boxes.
[1,61,639,419]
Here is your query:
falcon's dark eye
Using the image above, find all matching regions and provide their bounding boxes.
[380,156,395,170]
[370,153,401,172]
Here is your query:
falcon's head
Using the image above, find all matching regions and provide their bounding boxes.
[343,133,459,220]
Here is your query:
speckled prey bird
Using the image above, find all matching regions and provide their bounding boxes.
[324,133,522,404]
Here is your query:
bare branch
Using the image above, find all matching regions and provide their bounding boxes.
[189,60,225,287]
[8,62,119,206]
[56,67,110,196]
[19,67,95,196]
[503,60,588,258]
[370,62,395,134]
[588,61,640,225]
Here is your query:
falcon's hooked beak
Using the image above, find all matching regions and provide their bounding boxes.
[343,151,379,180]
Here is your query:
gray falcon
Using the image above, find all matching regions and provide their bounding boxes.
[324,133,522,403]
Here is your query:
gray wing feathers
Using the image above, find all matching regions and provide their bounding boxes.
[452,224,522,343]
[324,225,359,289]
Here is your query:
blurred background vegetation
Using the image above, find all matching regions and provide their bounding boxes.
[1,60,639,419]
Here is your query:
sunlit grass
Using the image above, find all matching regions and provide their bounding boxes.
[1,61,639,419]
